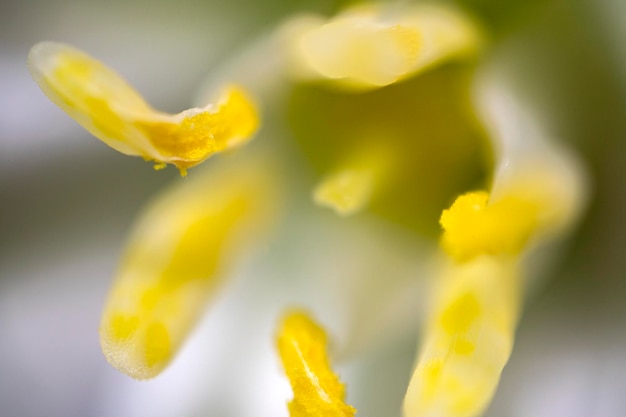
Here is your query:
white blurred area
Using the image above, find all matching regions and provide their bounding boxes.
[1,0,626,417]
[0,1,287,416]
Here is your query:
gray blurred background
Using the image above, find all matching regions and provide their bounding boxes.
[1,0,625,416]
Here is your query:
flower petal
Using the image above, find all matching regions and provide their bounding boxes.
[28,42,259,174]
[99,156,278,379]
[286,3,482,89]
[404,257,520,417]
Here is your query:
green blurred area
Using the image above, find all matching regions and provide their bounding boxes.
[288,63,492,237]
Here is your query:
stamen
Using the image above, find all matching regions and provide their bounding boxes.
[28,42,259,174]
[277,310,356,417]
[99,158,277,379]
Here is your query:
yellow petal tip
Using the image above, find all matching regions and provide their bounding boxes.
[100,313,173,380]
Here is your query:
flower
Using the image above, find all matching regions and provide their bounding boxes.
[18,0,616,416]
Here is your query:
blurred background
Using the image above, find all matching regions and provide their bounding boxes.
[1,0,625,416]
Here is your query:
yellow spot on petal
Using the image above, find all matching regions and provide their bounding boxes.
[28,42,259,172]
[440,292,481,334]
[139,287,160,311]
[453,338,475,355]
[277,311,356,417]
[109,314,140,341]
[144,322,171,368]
[423,359,443,380]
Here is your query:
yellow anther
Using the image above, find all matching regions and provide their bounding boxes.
[288,3,481,88]
[28,42,259,174]
[100,157,277,379]
[277,311,356,417]
[440,191,541,262]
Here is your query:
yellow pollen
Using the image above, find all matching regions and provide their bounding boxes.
[439,191,540,262]
[277,311,356,417]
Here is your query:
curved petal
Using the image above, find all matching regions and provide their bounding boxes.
[99,155,279,379]
[28,42,259,174]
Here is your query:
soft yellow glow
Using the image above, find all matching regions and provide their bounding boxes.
[404,257,520,417]
[313,169,374,216]
[100,157,277,379]
[277,311,356,417]
[312,145,391,216]
[28,42,259,174]
[286,3,481,88]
